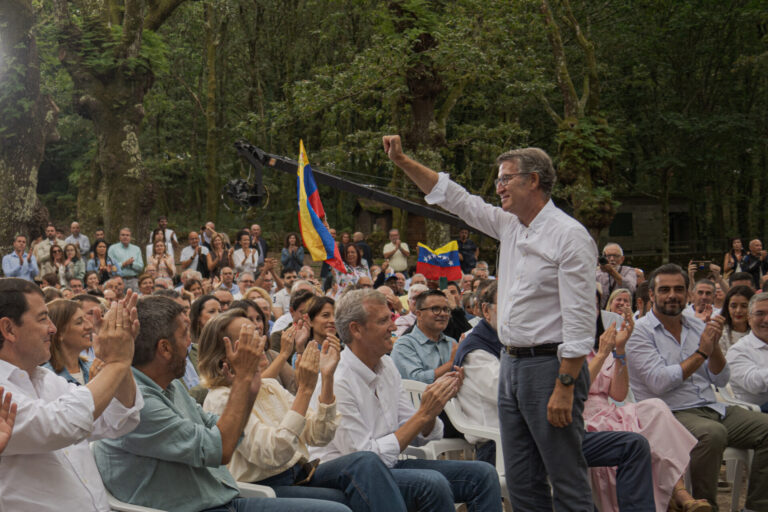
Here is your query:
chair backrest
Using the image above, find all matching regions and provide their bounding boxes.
[402,379,427,408]
[443,399,505,474]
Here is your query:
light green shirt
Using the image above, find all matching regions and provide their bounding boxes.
[107,243,144,277]
[93,368,239,512]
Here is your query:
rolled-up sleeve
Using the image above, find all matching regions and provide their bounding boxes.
[302,400,340,447]
[558,229,598,359]
[91,380,144,440]
[425,173,505,240]
[627,323,685,397]
[705,363,730,387]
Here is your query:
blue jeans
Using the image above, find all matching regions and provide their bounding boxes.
[201,497,351,512]
[498,352,592,511]
[391,458,501,512]
[256,452,406,512]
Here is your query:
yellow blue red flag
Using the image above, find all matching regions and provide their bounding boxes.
[416,241,462,281]
[297,140,345,272]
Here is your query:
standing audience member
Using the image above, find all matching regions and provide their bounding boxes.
[2,235,39,282]
[208,233,228,277]
[383,134,597,511]
[0,279,142,510]
[457,228,478,274]
[633,281,652,319]
[281,233,304,273]
[310,289,502,511]
[596,243,637,310]
[149,216,179,255]
[108,228,144,291]
[39,244,66,287]
[65,221,91,255]
[726,292,768,411]
[232,230,260,275]
[719,285,754,354]
[94,296,344,512]
[87,238,121,284]
[62,243,86,282]
[149,239,175,279]
[627,263,768,510]
[741,239,768,290]
[353,232,373,269]
[723,237,745,279]
[333,244,370,296]
[273,269,298,316]
[180,231,211,278]
[251,224,269,264]
[34,223,67,269]
[382,229,409,275]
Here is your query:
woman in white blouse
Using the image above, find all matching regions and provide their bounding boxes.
[719,285,754,354]
[198,309,405,511]
[231,230,260,275]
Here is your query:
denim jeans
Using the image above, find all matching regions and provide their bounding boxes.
[255,451,406,512]
[391,458,501,512]
[498,352,592,511]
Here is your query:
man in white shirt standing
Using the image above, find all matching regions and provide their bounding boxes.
[310,289,501,511]
[0,278,143,511]
[726,292,768,411]
[382,229,410,275]
[383,135,596,511]
[64,221,91,256]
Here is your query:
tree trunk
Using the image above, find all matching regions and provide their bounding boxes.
[660,167,671,264]
[0,0,59,254]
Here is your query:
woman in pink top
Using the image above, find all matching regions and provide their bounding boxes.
[586,311,709,512]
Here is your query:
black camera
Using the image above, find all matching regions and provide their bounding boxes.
[598,256,608,265]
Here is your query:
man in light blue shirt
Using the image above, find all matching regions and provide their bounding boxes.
[94,296,349,512]
[392,290,458,384]
[627,263,768,511]
[108,227,144,291]
[2,235,39,281]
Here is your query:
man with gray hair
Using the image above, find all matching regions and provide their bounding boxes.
[596,243,637,309]
[395,283,428,337]
[726,292,768,411]
[310,288,502,511]
[383,135,597,510]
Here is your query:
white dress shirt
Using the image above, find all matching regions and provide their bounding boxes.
[309,349,443,468]
[454,350,500,443]
[425,173,597,359]
[232,247,260,275]
[0,360,143,511]
[725,332,768,406]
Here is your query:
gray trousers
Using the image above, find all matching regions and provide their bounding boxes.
[673,405,768,511]
[498,352,592,511]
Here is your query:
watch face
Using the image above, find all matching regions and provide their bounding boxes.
[558,374,575,386]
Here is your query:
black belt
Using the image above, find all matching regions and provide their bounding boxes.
[505,343,561,358]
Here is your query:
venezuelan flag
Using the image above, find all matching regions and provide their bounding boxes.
[297,140,345,272]
[416,241,462,281]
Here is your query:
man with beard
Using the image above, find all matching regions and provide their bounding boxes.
[94,296,332,511]
[627,263,768,511]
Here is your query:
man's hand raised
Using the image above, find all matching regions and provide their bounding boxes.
[418,374,459,419]
[382,135,405,164]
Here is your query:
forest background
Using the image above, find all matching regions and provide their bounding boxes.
[1,0,766,266]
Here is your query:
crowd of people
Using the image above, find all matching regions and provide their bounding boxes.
[2,138,768,511]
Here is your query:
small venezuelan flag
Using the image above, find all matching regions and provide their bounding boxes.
[296,140,345,272]
[416,241,462,281]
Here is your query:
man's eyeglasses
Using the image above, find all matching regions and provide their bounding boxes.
[750,311,768,319]
[494,172,534,188]
[419,306,451,315]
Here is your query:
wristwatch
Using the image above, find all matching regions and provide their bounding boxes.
[557,373,575,386]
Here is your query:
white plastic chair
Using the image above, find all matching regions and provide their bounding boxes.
[400,379,474,460]
[442,399,511,511]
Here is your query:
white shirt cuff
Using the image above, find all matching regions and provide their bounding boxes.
[558,338,594,359]
[424,173,450,205]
